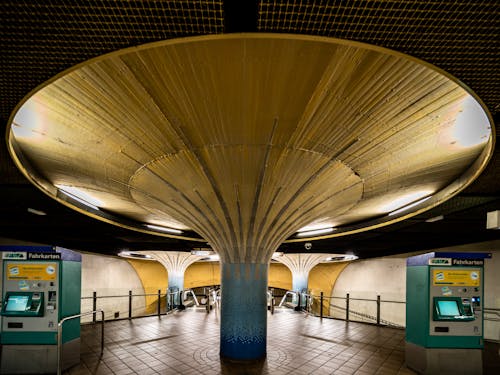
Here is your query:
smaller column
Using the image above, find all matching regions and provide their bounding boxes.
[144,251,203,306]
[274,253,329,307]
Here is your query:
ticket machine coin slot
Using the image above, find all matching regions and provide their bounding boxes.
[434,326,449,333]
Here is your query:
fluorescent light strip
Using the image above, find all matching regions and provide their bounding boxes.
[118,251,153,260]
[146,224,183,234]
[59,189,100,210]
[388,196,432,216]
[27,207,47,216]
[296,227,335,237]
[425,215,444,223]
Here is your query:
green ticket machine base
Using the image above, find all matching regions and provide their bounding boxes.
[406,252,490,375]
[1,246,82,374]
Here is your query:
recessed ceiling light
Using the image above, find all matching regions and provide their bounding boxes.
[146,224,183,234]
[118,251,154,260]
[388,196,432,216]
[56,185,102,210]
[425,215,444,223]
[27,207,47,216]
[296,227,335,237]
[191,250,214,256]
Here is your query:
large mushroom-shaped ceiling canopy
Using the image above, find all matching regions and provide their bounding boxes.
[7,34,493,262]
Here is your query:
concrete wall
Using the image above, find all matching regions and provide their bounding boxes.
[185,261,220,288]
[127,258,168,314]
[268,263,292,290]
[309,262,350,315]
[332,258,407,327]
[81,253,145,321]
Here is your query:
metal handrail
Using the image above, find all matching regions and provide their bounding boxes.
[279,290,299,307]
[81,292,165,299]
[57,310,104,375]
[484,309,500,318]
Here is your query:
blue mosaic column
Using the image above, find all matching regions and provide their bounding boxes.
[168,272,184,306]
[292,272,308,305]
[292,272,308,293]
[220,262,268,361]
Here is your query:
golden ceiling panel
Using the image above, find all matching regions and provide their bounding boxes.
[7,34,493,262]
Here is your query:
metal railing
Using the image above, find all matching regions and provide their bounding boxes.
[278,291,406,328]
[78,289,499,334]
[81,289,185,322]
[484,307,500,320]
[57,310,104,375]
[285,292,500,332]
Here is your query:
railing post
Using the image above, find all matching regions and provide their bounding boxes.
[178,290,185,310]
[100,311,104,356]
[206,289,210,313]
[92,291,97,323]
[157,289,161,317]
[376,295,381,325]
[320,292,324,320]
[346,293,350,322]
[128,290,132,320]
[294,292,301,311]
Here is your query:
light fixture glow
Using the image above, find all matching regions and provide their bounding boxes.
[11,101,48,141]
[191,250,214,256]
[56,185,102,210]
[146,224,183,234]
[452,96,491,148]
[118,251,153,260]
[325,254,358,262]
[425,215,444,223]
[296,227,335,237]
[27,207,47,216]
[381,190,433,214]
[296,220,336,233]
[388,196,432,216]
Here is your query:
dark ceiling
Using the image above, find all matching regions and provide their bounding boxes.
[1,1,499,259]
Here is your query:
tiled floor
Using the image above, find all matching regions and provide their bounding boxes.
[66,307,417,375]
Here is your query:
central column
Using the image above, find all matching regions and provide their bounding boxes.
[220,262,268,361]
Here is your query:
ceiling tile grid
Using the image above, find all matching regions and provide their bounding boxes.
[258,0,500,115]
[0,0,224,122]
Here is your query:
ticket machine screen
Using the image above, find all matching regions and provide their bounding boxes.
[5,295,30,312]
[437,300,460,317]
[1,292,44,317]
[433,297,474,322]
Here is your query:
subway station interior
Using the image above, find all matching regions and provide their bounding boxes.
[0,1,500,374]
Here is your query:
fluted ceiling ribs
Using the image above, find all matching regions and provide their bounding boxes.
[7,34,493,263]
[145,251,203,274]
[274,253,330,276]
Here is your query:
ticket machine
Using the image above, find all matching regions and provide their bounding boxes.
[0,246,81,374]
[406,252,491,375]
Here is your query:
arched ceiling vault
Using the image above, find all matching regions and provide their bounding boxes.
[6,34,494,262]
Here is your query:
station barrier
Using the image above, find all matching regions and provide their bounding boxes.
[76,288,500,341]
